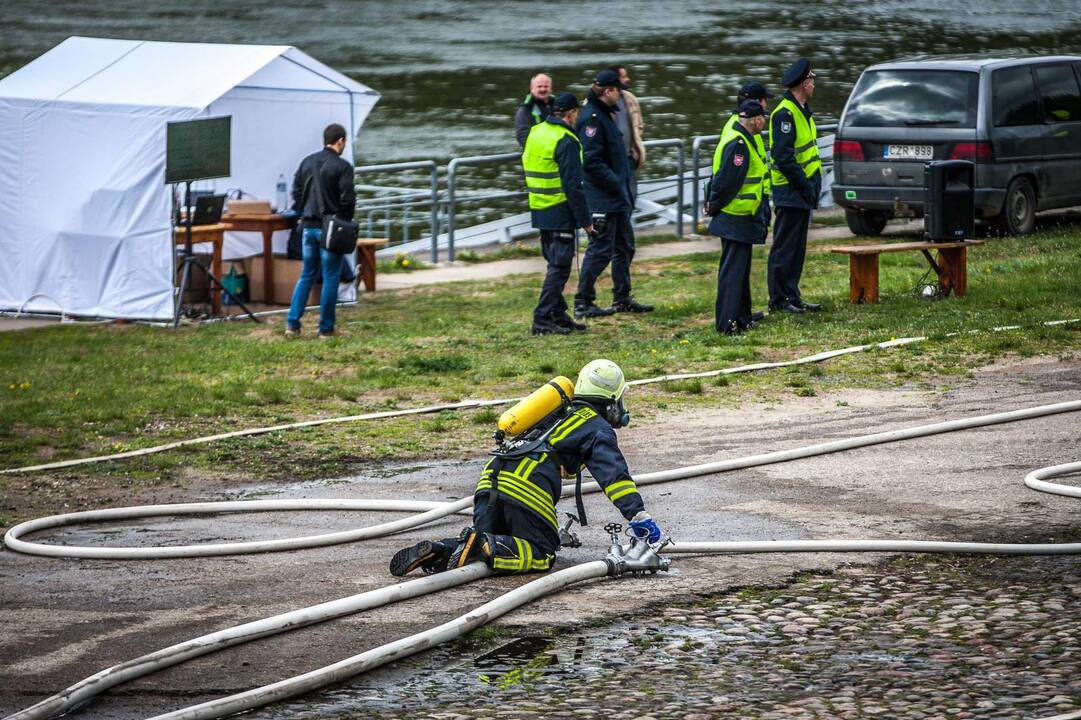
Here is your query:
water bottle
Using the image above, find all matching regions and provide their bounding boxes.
[276,174,288,212]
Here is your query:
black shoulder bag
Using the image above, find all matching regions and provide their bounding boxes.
[313,160,358,255]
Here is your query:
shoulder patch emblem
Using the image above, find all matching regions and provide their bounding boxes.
[584,126,598,138]
[733,153,745,167]
[781,121,793,134]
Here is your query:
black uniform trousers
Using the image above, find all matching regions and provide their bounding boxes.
[438,491,558,574]
[716,239,753,333]
[534,230,576,322]
[574,211,635,307]
[768,206,811,308]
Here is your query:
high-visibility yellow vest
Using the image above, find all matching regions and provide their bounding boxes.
[714,113,771,195]
[769,96,822,187]
[713,123,767,216]
[522,121,583,210]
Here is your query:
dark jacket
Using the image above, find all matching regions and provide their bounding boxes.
[707,123,769,244]
[515,94,553,147]
[529,118,592,231]
[292,147,356,229]
[770,91,822,210]
[576,90,634,214]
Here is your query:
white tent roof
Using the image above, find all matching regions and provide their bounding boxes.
[0,37,379,320]
[0,36,376,109]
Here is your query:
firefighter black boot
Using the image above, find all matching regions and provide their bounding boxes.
[447,527,493,569]
[389,540,451,577]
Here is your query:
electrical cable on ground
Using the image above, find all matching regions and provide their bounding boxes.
[4,401,1079,720]
[3,317,1075,476]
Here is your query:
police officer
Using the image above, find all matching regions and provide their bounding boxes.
[522,92,594,335]
[714,80,774,323]
[389,359,664,577]
[768,58,823,314]
[707,100,770,335]
[574,69,654,319]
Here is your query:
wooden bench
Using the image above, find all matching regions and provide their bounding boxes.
[830,240,985,304]
[355,238,390,292]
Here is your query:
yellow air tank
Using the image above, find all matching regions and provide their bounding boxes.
[498,376,575,437]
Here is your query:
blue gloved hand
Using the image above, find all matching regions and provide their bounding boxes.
[629,512,661,543]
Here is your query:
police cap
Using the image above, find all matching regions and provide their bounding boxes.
[738,81,774,101]
[782,58,814,88]
[553,92,580,111]
[594,69,629,90]
[737,100,766,118]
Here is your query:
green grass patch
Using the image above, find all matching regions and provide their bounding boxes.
[1,224,1080,502]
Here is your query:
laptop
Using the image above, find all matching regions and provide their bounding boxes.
[192,194,226,225]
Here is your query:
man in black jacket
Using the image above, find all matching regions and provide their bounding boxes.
[522,92,594,335]
[514,73,554,148]
[573,70,653,319]
[285,123,356,338]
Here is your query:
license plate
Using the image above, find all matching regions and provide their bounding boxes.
[883,144,933,160]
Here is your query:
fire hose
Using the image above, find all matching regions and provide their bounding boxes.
[3,401,1080,720]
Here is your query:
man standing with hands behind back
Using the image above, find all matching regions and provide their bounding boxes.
[574,69,653,320]
[768,58,823,315]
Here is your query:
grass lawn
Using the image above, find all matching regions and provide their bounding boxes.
[2,224,1080,523]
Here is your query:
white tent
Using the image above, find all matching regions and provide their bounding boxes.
[0,37,379,320]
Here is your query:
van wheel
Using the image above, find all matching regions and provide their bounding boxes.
[845,210,890,237]
[994,177,1036,236]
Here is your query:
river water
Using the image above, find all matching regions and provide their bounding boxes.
[4,0,1081,165]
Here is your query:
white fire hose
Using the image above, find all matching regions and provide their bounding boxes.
[4,401,1079,720]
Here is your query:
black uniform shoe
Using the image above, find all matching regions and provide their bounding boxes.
[448,528,492,569]
[612,298,655,313]
[531,318,572,335]
[751,311,765,322]
[390,540,450,577]
[574,303,617,318]
[771,302,805,314]
[553,314,588,332]
[741,320,760,331]
[795,299,822,311]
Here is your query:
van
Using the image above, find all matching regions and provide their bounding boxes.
[831,55,1081,236]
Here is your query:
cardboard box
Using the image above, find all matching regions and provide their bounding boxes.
[226,199,273,215]
[248,255,317,306]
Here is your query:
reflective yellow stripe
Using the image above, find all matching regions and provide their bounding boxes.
[493,557,520,570]
[551,413,590,443]
[604,479,635,500]
[531,554,552,571]
[522,538,533,571]
[609,485,639,502]
[495,476,558,528]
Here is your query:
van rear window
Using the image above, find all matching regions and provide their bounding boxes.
[844,70,979,128]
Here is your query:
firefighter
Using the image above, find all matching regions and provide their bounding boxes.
[389,359,663,577]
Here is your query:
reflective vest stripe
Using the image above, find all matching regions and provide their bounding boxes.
[550,410,592,443]
[715,123,767,217]
[714,114,771,195]
[769,97,822,187]
[522,121,583,211]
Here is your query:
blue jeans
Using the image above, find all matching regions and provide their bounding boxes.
[287,227,345,334]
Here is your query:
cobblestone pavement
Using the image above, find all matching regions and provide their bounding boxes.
[265,553,1081,720]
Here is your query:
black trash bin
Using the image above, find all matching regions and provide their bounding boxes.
[924,160,975,241]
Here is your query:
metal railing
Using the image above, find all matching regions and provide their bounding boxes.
[445,151,522,262]
[353,159,440,262]
[353,125,836,261]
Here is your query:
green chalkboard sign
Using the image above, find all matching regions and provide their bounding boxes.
[165,116,232,184]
